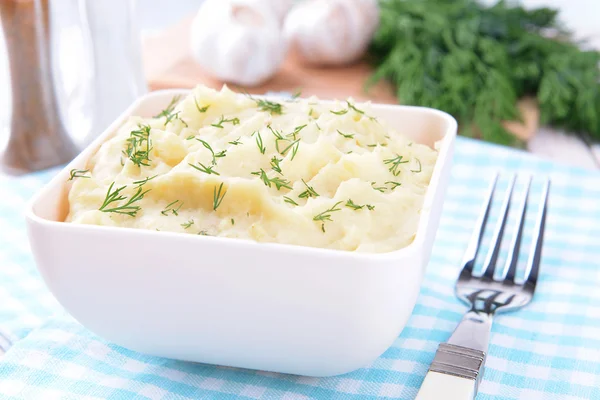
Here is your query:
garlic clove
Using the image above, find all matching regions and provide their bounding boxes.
[284,0,380,66]
[190,0,288,87]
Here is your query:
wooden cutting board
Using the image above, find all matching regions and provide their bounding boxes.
[142,17,539,141]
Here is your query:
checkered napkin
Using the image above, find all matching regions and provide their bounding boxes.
[1,137,600,400]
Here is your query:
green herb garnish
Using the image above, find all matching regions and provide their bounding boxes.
[280,139,300,160]
[283,196,298,206]
[337,130,354,139]
[153,95,181,119]
[252,169,292,191]
[231,218,235,225]
[211,115,240,129]
[213,182,227,210]
[299,179,319,198]
[385,181,402,190]
[99,182,149,217]
[193,96,210,113]
[181,219,194,229]
[256,99,283,114]
[195,138,218,165]
[330,108,348,115]
[132,175,158,185]
[123,124,152,167]
[411,158,422,173]
[255,131,266,154]
[228,137,242,146]
[345,199,375,211]
[68,169,90,181]
[383,154,409,176]
[288,124,307,140]
[313,201,343,232]
[371,182,387,193]
[161,200,183,216]
[345,199,364,210]
[270,156,283,174]
[189,162,220,175]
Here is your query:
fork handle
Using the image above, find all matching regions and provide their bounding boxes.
[415,371,476,400]
[415,343,485,400]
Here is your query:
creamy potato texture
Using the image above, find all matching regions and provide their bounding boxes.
[67,85,438,253]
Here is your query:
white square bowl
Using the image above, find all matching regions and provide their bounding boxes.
[25,89,456,377]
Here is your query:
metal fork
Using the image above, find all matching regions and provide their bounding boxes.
[415,174,550,400]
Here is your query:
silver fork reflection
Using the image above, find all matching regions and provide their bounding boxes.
[415,175,550,400]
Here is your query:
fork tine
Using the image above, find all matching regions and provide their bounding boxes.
[481,175,516,279]
[502,177,532,282]
[524,179,550,288]
[460,173,498,276]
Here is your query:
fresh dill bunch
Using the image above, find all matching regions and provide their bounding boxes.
[369,0,600,145]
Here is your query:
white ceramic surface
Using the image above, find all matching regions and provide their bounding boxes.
[25,90,456,377]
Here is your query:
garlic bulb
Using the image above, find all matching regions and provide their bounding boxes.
[190,0,288,87]
[284,0,380,66]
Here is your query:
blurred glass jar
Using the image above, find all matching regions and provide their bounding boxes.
[51,0,148,146]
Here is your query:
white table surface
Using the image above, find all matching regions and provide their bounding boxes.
[0,0,599,170]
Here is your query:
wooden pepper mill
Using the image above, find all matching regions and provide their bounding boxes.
[0,0,78,175]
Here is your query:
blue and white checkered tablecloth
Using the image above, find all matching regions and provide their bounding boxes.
[0,136,600,400]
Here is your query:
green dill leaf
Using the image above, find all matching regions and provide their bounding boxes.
[123,124,152,167]
[231,218,235,225]
[411,158,422,173]
[337,130,354,139]
[153,95,181,119]
[371,182,387,193]
[99,182,149,217]
[313,201,343,231]
[270,156,283,174]
[193,96,210,113]
[188,162,220,175]
[385,181,402,190]
[256,99,283,114]
[330,108,348,115]
[213,182,227,211]
[252,168,291,190]
[255,131,266,154]
[345,199,364,210]
[161,200,183,216]
[283,196,298,206]
[383,154,409,176]
[181,219,194,229]
[68,169,90,181]
[211,115,240,129]
[228,137,242,145]
[299,179,319,198]
[133,175,158,185]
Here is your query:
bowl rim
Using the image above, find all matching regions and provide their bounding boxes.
[25,88,457,261]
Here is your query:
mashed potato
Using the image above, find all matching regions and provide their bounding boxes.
[66,85,438,253]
